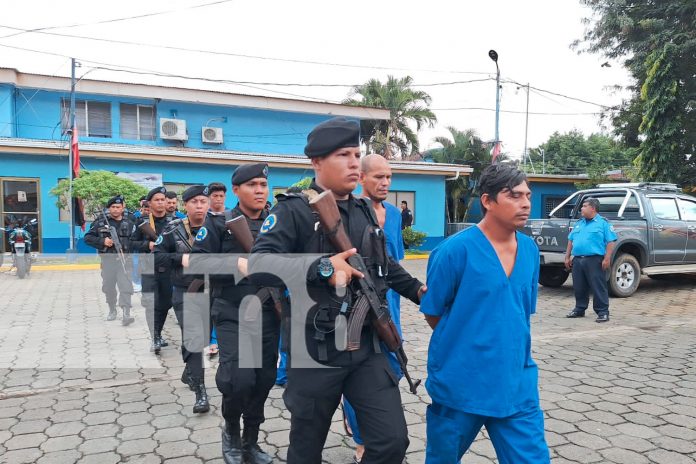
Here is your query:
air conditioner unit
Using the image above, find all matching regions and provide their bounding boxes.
[202,126,223,144]
[159,118,188,141]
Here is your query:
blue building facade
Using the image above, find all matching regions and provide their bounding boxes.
[0,69,467,253]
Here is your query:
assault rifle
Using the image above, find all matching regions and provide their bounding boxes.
[137,221,159,243]
[309,190,421,394]
[226,214,284,320]
[101,209,128,274]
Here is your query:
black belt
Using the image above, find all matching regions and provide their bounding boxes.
[575,255,602,258]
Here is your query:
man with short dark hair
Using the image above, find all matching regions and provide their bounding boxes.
[132,186,175,353]
[84,195,137,325]
[155,185,211,413]
[421,163,550,463]
[165,191,186,219]
[565,197,617,323]
[208,182,228,215]
[250,117,426,464]
[192,164,279,464]
[400,200,413,229]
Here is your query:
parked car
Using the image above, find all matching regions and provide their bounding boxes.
[520,183,696,297]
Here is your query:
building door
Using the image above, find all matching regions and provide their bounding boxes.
[1,178,41,253]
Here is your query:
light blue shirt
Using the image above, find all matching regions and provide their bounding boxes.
[420,227,541,417]
[568,214,617,257]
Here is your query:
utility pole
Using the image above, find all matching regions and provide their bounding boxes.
[523,83,530,168]
[68,57,77,255]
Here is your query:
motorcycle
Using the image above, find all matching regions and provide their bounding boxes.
[1,218,37,279]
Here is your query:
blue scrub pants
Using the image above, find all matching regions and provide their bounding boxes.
[425,402,550,464]
[571,255,609,316]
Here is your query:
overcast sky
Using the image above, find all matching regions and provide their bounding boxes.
[1,0,632,159]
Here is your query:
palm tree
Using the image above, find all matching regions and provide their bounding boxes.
[343,76,437,158]
[429,127,491,222]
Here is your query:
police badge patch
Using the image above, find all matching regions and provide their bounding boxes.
[155,235,163,245]
[195,226,208,242]
[260,214,277,234]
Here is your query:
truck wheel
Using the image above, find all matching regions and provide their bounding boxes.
[609,253,640,297]
[538,266,570,287]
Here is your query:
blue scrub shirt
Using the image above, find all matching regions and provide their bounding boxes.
[420,226,541,418]
[384,201,405,335]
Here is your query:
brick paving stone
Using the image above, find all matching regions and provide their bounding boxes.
[155,439,197,459]
[647,449,696,464]
[153,427,190,443]
[36,449,82,463]
[599,447,650,464]
[5,432,47,450]
[10,418,51,435]
[1,446,43,463]
[78,437,120,455]
[40,435,84,453]
[76,451,122,464]
[117,438,158,456]
[118,424,156,441]
[615,422,661,439]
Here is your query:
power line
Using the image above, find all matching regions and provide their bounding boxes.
[0,1,237,39]
[0,23,491,75]
[503,78,613,109]
[431,106,600,115]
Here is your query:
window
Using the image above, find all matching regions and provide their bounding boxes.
[386,191,415,226]
[575,193,640,219]
[61,100,112,138]
[120,104,156,140]
[544,196,573,218]
[679,198,696,221]
[649,197,681,220]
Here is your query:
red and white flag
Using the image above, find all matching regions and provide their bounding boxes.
[71,126,86,230]
[490,141,502,162]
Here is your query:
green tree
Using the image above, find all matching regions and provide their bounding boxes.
[528,131,635,180]
[428,127,490,222]
[343,75,437,158]
[50,170,148,218]
[575,0,696,186]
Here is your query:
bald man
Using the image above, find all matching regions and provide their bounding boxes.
[343,154,407,463]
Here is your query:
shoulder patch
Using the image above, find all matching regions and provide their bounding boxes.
[260,214,277,234]
[154,235,163,245]
[195,226,209,242]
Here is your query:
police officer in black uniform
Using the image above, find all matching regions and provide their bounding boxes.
[132,186,174,353]
[250,118,426,464]
[191,163,279,464]
[154,185,211,414]
[84,195,137,325]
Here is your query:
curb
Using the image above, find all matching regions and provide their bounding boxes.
[30,264,100,271]
[404,255,429,260]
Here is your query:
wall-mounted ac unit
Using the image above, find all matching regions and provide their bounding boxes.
[159,118,188,141]
[202,126,223,144]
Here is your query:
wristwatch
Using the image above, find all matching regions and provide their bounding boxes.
[317,257,334,280]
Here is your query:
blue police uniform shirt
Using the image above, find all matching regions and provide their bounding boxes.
[420,226,541,418]
[568,214,617,257]
[384,202,405,335]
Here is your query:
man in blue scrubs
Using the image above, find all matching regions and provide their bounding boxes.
[343,154,405,463]
[421,164,550,464]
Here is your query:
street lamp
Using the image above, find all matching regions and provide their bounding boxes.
[488,50,501,149]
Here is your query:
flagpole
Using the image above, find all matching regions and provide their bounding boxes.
[68,57,76,254]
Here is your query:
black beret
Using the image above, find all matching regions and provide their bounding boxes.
[107,195,124,207]
[182,185,209,202]
[146,186,167,201]
[304,117,360,158]
[139,196,146,202]
[232,163,269,185]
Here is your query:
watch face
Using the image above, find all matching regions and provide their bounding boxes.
[319,258,333,278]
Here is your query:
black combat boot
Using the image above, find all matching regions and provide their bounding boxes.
[150,337,161,354]
[106,306,118,321]
[121,307,134,326]
[191,378,210,414]
[180,366,194,391]
[243,427,273,464]
[157,336,169,347]
[222,421,243,464]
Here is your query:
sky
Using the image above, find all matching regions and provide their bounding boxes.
[0,0,633,160]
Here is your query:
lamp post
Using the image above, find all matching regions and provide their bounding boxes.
[488,49,501,149]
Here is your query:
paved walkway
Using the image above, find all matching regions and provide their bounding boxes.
[0,262,695,463]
